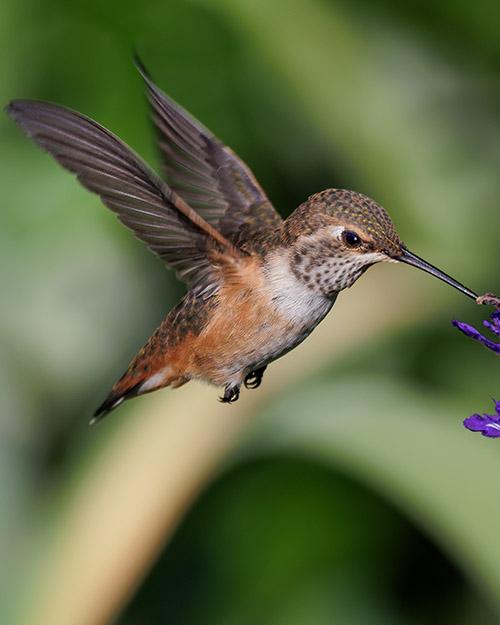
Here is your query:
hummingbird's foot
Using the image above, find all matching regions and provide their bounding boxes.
[219,383,240,403]
[244,366,267,389]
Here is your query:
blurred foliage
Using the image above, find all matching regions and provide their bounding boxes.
[124,457,496,625]
[2,0,500,623]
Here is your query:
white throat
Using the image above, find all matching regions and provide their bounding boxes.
[264,250,336,327]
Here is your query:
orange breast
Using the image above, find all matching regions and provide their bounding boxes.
[170,261,280,385]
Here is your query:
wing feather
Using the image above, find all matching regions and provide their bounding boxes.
[135,60,283,247]
[5,99,242,297]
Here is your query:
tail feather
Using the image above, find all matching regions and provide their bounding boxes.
[90,341,190,422]
[90,365,187,424]
[91,381,143,425]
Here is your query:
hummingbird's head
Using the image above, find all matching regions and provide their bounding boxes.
[283,188,477,299]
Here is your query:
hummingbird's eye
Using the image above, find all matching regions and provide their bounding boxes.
[341,230,361,248]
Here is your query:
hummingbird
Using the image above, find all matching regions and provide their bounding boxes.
[5,61,478,422]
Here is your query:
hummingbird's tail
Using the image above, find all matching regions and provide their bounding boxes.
[91,359,190,424]
[91,381,143,424]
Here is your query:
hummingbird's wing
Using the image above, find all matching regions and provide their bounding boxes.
[6,100,244,297]
[136,62,283,247]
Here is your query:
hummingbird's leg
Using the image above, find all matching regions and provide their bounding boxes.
[244,366,267,389]
[219,383,240,403]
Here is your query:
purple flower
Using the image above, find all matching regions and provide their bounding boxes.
[453,293,500,437]
[463,398,500,438]
[452,310,500,355]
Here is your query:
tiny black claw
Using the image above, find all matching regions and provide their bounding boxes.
[244,366,267,390]
[219,384,240,403]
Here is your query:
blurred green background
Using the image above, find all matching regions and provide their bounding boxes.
[2,0,500,623]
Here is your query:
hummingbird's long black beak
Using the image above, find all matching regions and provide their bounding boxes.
[397,248,478,301]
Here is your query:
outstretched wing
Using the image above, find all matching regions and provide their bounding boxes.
[136,60,283,247]
[6,99,244,297]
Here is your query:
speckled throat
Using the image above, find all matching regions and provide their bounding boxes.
[288,232,385,297]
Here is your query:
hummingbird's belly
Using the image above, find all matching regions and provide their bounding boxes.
[187,264,336,386]
[244,294,334,371]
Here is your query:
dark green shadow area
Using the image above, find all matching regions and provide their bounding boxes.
[123,456,497,625]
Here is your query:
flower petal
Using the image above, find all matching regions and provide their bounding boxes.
[463,414,490,432]
[483,311,500,336]
[463,399,500,437]
[452,318,500,355]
